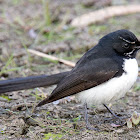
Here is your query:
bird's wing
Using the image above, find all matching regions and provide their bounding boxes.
[37,58,121,106]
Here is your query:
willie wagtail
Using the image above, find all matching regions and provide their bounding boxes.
[0,29,140,129]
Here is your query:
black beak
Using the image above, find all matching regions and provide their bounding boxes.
[136,41,140,46]
[135,41,140,49]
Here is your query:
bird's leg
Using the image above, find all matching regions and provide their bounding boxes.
[103,104,126,126]
[103,104,121,119]
[84,103,99,130]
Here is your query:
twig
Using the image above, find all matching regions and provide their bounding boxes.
[71,5,140,27]
[27,49,75,67]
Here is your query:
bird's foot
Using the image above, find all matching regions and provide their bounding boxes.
[86,124,99,131]
[111,115,126,126]
[103,104,126,126]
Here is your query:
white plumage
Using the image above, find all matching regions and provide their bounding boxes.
[77,58,138,107]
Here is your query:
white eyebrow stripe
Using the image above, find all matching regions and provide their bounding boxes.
[119,36,135,44]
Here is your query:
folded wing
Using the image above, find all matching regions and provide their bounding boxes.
[37,58,120,107]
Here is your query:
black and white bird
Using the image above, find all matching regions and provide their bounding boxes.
[0,29,140,129]
[37,30,140,106]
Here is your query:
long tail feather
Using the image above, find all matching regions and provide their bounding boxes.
[0,71,69,94]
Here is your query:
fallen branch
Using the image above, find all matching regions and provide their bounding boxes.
[71,5,140,27]
[28,49,76,67]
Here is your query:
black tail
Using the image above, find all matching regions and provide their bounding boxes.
[0,71,69,94]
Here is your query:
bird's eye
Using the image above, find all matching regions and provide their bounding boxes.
[123,43,129,49]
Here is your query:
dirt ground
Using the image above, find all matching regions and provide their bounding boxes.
[0,0,140,139]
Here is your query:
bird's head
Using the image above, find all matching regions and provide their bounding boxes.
[100,29,140,58]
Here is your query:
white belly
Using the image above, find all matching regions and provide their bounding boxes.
[77,58,138,107]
